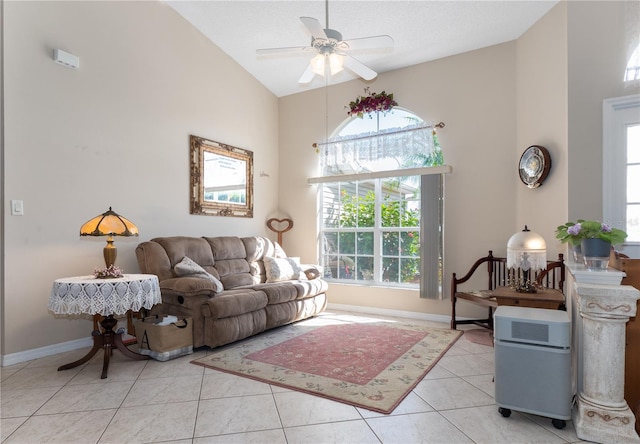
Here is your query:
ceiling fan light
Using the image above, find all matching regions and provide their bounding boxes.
[329,53,344,75]
[310,54,325,75]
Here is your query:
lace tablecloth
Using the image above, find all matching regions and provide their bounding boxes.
[48,274,161,316]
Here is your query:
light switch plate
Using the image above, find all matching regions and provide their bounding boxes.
[11,200,24,216]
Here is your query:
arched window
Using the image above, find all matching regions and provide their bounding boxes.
[624,2,639,84]
[310,109,448,298]
[625,44,640,82]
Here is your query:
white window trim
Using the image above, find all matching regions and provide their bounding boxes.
[603,94,640,256]
[308,165,452,184]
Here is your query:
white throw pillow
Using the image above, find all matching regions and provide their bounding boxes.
[264,256,308,283]
[174,256,224,293]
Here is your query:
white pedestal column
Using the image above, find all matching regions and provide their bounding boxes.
[573,283,640,443]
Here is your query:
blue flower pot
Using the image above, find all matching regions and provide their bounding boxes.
[580,238,612,270]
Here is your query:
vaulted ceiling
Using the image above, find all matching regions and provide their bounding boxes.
[167,1,558,97]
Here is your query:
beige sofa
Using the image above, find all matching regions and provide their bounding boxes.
[135,236,328,348]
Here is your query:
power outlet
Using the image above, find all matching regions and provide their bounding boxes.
[11,200,24,216]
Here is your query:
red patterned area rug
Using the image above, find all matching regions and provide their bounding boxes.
[191,314,462,413]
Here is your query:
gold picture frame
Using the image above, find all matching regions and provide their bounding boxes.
[190,135,253,218]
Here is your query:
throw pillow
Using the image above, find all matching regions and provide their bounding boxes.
[264,256,308,283]
[174,256,224,293]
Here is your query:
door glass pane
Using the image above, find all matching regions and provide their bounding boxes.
[628,124,640,163]
[627,204,640,242]
[627,165,640,202]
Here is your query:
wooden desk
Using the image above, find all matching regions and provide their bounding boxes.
[610,253,640,424]
[491,286,565,310]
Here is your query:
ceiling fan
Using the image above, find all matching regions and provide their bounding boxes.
[256,1,393,84]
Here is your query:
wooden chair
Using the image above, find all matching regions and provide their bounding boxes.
[450,251,506,330]
[450,251,565,330]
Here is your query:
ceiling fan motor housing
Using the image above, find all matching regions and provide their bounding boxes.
[313,28,343,54]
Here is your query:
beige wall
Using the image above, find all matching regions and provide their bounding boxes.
[567,1,639,222]
[2,1,279,355]
[516,2,568,258]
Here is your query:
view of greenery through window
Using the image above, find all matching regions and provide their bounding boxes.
[323,179,421,284]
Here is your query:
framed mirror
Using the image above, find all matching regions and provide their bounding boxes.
[190,135,253,217]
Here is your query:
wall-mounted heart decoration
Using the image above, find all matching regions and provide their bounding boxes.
[266,218,294,246]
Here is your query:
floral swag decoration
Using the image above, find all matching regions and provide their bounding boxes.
[347,88,398,118]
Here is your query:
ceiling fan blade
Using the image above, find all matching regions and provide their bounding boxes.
[298,64,315,84]
[300,17,327,40]
[343,55,377,81]
[343,35,394,51]
[257,46,309,56]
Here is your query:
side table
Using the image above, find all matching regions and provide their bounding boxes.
[48,274,161,379]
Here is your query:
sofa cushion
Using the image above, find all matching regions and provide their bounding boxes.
[264,257,308,282]
[242,237,286,282]
[153,237,216,272]
[205,236,255,288]
[201,289,268,319]
[250,282,299,304]
[174,256,224,293]
[242,237,285,262]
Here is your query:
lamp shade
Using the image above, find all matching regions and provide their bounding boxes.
[310,53,344,76]
[80,207,138,268]
[507,225,547,271]
[80,207,138,237]
[310,54,325,76]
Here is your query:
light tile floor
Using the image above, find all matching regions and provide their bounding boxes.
[1,311,588,444]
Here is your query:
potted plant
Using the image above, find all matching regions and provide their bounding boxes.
[555,220,627,269]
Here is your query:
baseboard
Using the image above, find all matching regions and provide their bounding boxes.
[327,303,452,325]
[1,337,92,367]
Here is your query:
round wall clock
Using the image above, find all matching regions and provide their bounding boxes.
[519,145,551,188]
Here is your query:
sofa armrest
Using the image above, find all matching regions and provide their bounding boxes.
[160,277,220,299]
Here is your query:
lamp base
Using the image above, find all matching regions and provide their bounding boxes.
[104,237,117,268]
